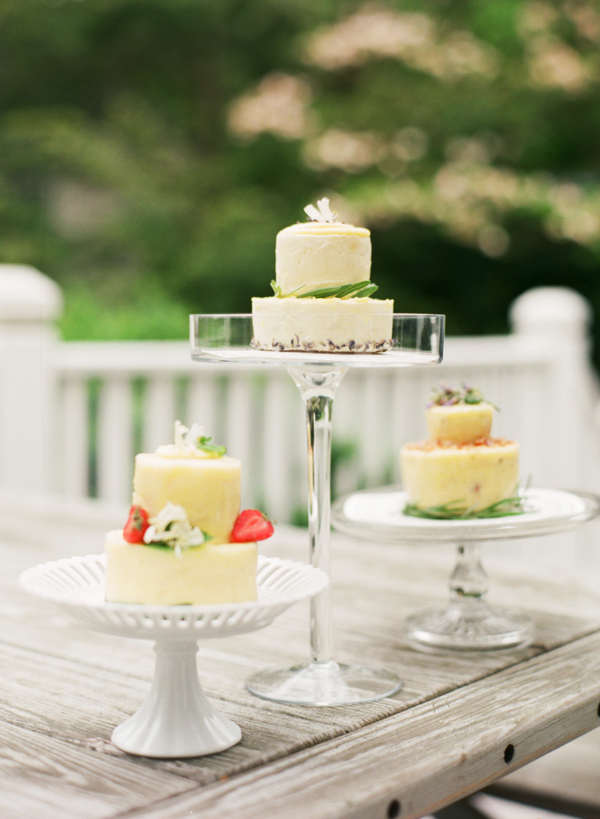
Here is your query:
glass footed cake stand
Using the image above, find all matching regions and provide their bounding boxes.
[332,485,600,650]
[20,554,328,758]
[190,312,444,704]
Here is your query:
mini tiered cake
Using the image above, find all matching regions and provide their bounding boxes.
[105,422,273,605]
[400,385,520,516]
[252,198,393,353]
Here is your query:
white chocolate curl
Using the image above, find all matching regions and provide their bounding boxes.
[304,198,337,223]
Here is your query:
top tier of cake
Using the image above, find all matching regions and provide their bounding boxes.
[426,402,494,444]
[275,221,371,296]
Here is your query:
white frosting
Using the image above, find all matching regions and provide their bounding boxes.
[252,296,393,352]
[155,421,221,459]
[275,226,371,295]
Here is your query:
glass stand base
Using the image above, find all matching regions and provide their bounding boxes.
[405,601,534,651]
[245,660,403,706]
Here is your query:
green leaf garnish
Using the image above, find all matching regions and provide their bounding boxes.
[197,436,227,457]
[296,280,379,299]
[143,540,210,551]
[271,279,379,299]
[403,492,528,519]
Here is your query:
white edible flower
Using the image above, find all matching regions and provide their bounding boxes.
[304,197,338,223]
[174,420,206,451]
[143,502,206,551]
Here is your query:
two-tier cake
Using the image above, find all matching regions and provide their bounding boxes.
[251,198,393,352]
[105,421,273,605]
[400,384,520,515]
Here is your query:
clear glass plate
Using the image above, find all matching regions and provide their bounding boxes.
[190,313,444,367]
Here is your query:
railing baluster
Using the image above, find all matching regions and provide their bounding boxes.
[225,370,256,508]
[97,376,134,504]
[187,368,220,437]
[261,371,296,522]
[62,374,89,497]
[143,375,178,452]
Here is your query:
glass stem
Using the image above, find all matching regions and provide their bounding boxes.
[450,542,488,603]
[285,366,347,664]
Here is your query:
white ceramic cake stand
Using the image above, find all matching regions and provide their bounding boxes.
[20,554,328,757]
[332,485,600,650]
[190,313,444,704]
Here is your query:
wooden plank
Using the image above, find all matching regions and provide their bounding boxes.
[5,505,600,817]
[0,721,197,819]
[114,630,600,819]
[492,727,600,809]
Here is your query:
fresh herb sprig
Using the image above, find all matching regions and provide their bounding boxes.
[270,280,378,299]
[428,382,498,410]
[403,492,527,520]
[196,436,227,457]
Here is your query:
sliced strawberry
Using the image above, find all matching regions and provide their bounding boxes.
[123,505,150,544]
[231,509,274,542]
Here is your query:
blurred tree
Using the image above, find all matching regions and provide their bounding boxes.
[1,0,600,360]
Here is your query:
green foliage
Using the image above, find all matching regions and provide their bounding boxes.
[1,0,600,361]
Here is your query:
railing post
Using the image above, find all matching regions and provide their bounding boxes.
[509,286,598,490]
[0,265,63,494]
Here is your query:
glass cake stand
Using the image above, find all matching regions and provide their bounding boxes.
[190,313,444,704]
[20,554,328,758]
[332,485,600,650]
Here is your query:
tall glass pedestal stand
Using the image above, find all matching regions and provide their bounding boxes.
[332,486,600,651]
[190,313,444,704]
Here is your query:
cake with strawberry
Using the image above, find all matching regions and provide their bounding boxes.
[104,422,273,605]
[400,384,521,517]
[251,198,393,353]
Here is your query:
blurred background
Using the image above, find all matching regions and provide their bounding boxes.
[2,0,600,361]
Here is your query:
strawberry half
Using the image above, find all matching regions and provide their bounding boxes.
[123,505,150,543]
[231,509,274,542]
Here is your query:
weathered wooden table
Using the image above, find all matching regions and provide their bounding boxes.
[3,494,600,819]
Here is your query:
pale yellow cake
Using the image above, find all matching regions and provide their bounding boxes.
[275,221,371,295]
[251,198,394,353]
[133,451,241,543]
[400,391,519,514]
[105,422,259,605]
[105,531,257,605]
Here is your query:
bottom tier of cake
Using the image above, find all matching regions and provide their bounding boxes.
[251,296,394,353]
[105,531,258,605]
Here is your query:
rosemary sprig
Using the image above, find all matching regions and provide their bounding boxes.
[297,280,378,299]
[270,279,379,299]
[403,492,528,520]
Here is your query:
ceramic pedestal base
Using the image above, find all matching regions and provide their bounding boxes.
[112,642,241,758]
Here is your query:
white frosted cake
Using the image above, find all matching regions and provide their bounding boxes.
[400,385,520,515]
[252,198,393,353]
[105,422,274,605]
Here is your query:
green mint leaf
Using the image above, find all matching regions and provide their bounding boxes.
[197,436,226,456]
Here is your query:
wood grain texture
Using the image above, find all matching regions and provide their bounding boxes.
[2,500,600,818]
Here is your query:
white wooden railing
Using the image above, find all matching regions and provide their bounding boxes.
[6,264,600,533]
